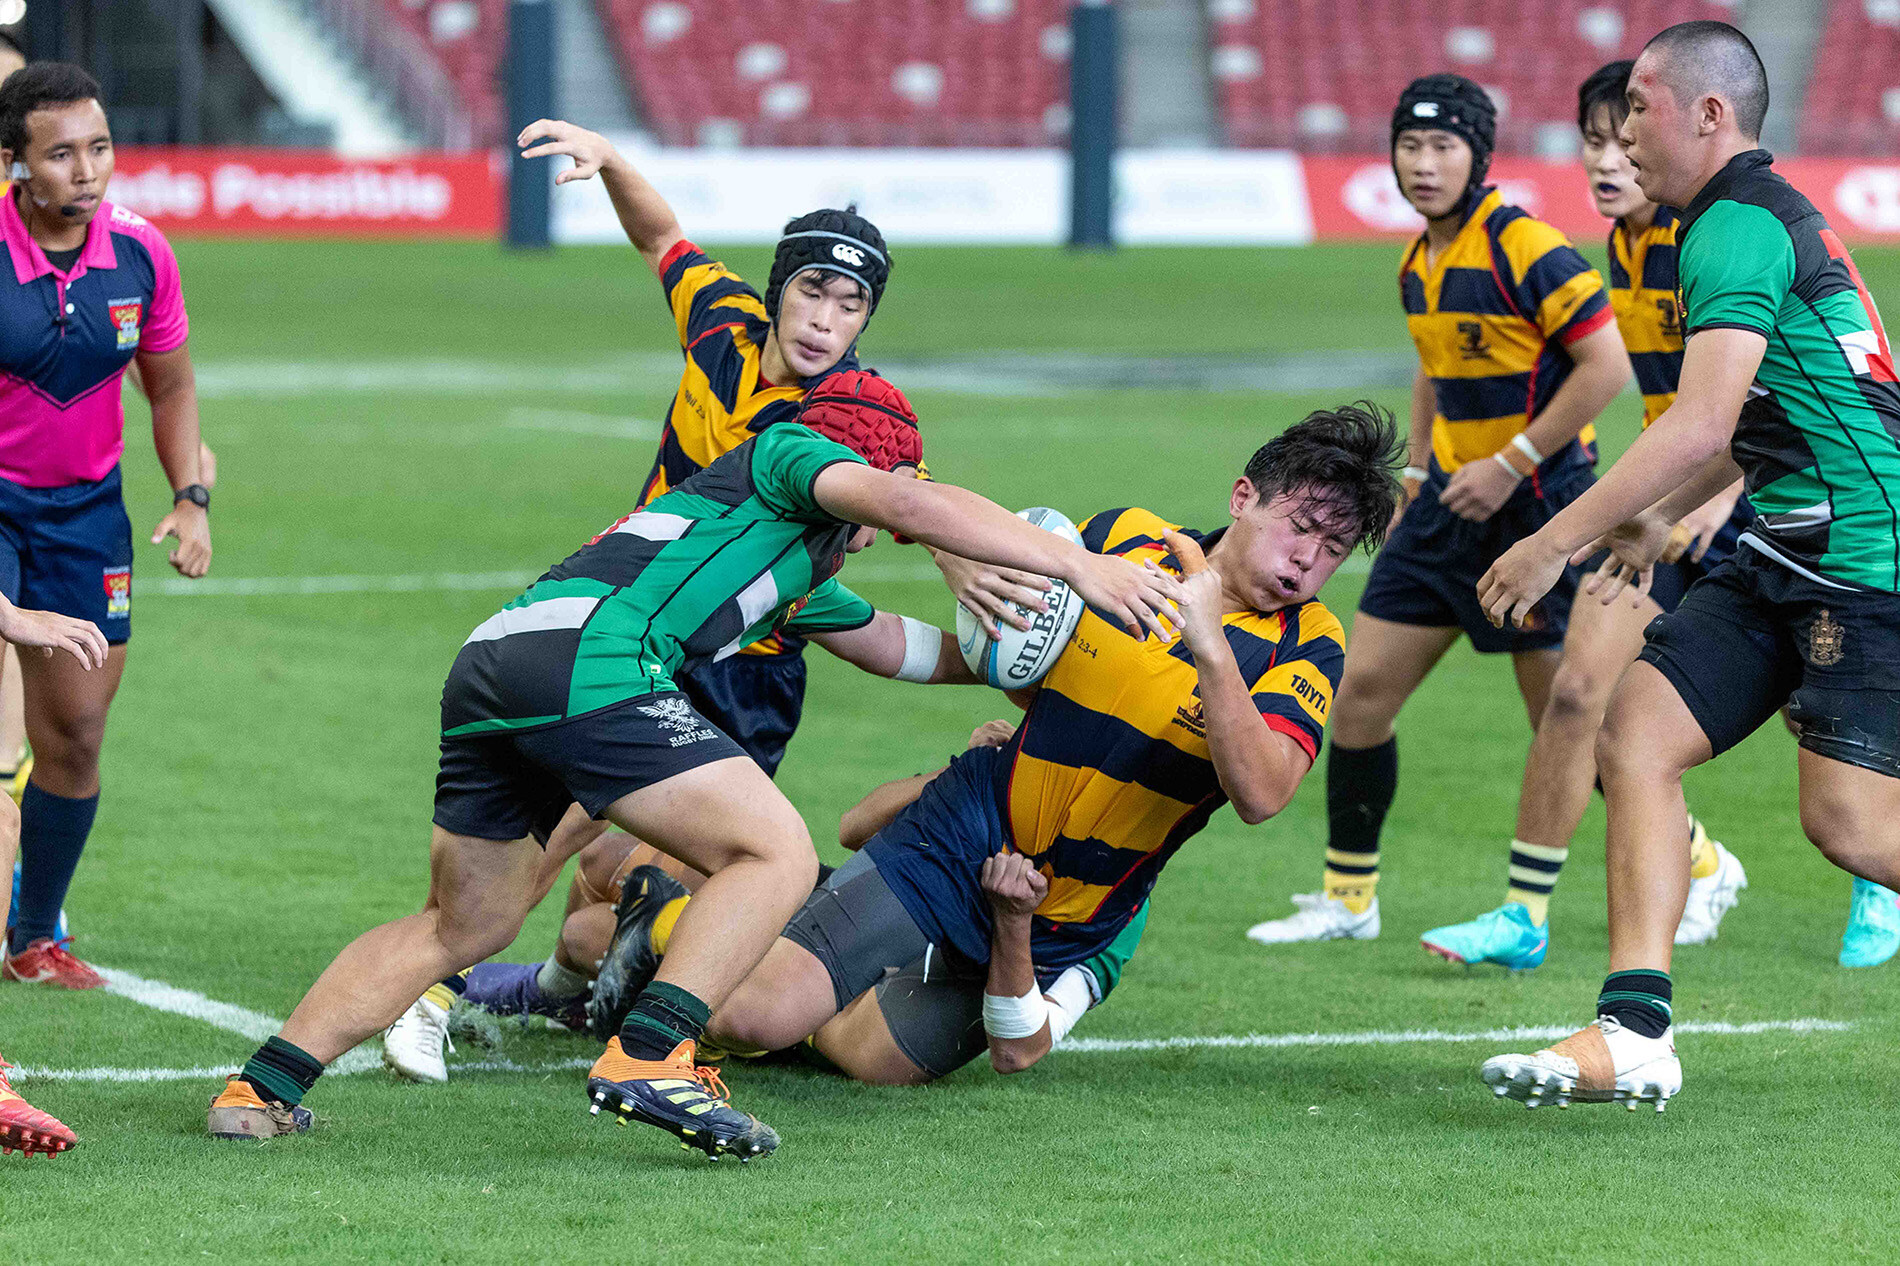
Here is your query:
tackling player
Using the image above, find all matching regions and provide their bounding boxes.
[1477,22,1900,1109]
[1246,74,1630,952]
[0,64,211,989]
[668,407,1396,1085]
[1415,60,1753,967]
[206,374,1178,1158]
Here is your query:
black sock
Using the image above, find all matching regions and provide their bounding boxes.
[1325,737,1397,870]
[10,785,99,953]
[1597,970,1673,1039]
[618,980,712,1060]
[237,1035,325,1106]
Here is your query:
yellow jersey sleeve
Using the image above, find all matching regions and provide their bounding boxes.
[1495,217,1613,346]
[658,240,769,350]
[1248,603,1345,761]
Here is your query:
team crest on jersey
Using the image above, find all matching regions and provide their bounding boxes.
[639,697,719,747]
[1173,694,1206,737]
[107,298,142,350]
[1456,320,1490,359]
[102,567,130,618]
[1656,296,1682,339]
[1809,609,1844,666]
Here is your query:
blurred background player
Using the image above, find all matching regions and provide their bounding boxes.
[1246,74,1630,951]
[0,587,110,1158]
[207,374,1179,1158]
[0,64,210,990]
[688,408,1394,1084]
[1415,60,1754,968]
[1478,22,1900,1109]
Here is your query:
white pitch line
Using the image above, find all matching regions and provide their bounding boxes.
[505,408,658,439]
[1056,1018,1853,1054]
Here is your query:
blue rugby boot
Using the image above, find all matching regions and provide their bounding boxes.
[1840,877,1900,969]
[586,1037,778,1161]
[1421,902,1549,970]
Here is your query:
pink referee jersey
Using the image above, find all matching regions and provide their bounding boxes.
[0,194,188,488]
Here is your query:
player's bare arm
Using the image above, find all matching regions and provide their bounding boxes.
[137,343,211,578]
[812,463,1181,641]
[515,119,684,275]
[979,851,1052,1074]
[0,595,108,670]
[805,610,978,684]
[1390,367,1436,535]
[1161,531,1310,824]
[1441,321,1631,523]
[1478,327,1766,627]
[1585,453,1747,605]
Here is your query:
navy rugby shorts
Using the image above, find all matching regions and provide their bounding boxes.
[0,466,134,645]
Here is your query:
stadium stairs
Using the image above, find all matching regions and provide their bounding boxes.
[210,0,417,154]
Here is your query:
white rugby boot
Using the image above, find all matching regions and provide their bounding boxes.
[1480,1016,1680,1112]
[1677,832,1747,946]
[1246,891,1380,944]
[383,995,454,1084]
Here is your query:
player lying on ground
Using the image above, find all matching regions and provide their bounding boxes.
[1476,21,1900,1110]
[0,591,109,1157]
[1244,74,1631,958]
[207,373,1179,1159]
[1414,59,1754,968]
[436,720,1143,1083]
[588,406,1393,1088]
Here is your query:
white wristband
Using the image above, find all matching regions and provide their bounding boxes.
[1043,966,1095,1044]
[982,987,1050,1039]
[1511,432,1544,466]
[1402,465,1429,484]
[893,614,941,683]
[1492,452,1526,480]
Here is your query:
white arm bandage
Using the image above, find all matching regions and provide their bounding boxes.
[1510,432,1545,466]
[981,987,1050,1039]
[1042,966,1097,1044]
[893,615,942,683]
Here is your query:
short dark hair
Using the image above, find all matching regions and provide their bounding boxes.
[1578,60,1634,134]
[1242,401,1403,554]
[0,62,103,156]
[1641,20,1768,141]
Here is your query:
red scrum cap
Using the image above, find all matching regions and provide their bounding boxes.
[797,370,922,473]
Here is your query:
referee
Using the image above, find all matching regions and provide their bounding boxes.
[0,64,211,988]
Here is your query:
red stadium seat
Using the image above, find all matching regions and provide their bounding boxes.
[1802,2,1900,156]
[379,0,508,146]
[1208,1,1739,154]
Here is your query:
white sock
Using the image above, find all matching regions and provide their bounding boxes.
[536,956,588,1001]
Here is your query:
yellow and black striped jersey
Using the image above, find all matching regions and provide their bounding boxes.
[1607,209,1683,427]
[1400,187,1613,473]
[1006,508,1342,939]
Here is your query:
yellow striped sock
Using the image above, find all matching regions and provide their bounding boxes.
[1688,814,1718,879]
[1507,840,1568,926]
[422,981,458,1011]
[650,896,689,957]
[1324,852,1378,914]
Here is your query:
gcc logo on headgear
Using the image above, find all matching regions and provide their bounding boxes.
[831,242,866,266]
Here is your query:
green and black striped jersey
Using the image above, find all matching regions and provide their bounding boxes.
[1677,149,1900,592]
[442,424,876,737]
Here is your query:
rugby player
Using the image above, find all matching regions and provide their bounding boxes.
[652,406,1394,1085]
[1477,22,1900,1109]
[1246,74,1631,952]
[1415,61,1754,967]
[0,588,110,1157]
[207,374,1179,1158]
[0,64,211,989]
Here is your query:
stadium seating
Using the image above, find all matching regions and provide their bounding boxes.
[1801,1,1900,156]
[1208,1,1740,154]
[380,0,508,145]
[599,0,1074,146]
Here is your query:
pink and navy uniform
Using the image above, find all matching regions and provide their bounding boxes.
[0,195,188,641]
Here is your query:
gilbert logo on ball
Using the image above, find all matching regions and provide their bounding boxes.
[956,508,1086,689]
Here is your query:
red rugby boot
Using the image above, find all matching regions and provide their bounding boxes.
[0,1052,76,1156]
[4,938,105,990]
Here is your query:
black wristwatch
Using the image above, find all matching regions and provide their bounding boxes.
[173,483,210,509]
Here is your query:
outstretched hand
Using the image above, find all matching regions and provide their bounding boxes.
[517,119,618,185]
[0,603,107,670]
[1067,551,1181,643]
[934,550,1051,639]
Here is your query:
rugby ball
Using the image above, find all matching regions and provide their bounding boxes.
[956,507,1086,689]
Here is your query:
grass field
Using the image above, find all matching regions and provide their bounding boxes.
[3,239,1898,1263]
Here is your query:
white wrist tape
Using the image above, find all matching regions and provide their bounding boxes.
[1402,465,1429,483]
[894,615,941,683]
[1043,966,1095,1044]
[1510,432,1544,466]
[1492,452,1526,480]
[982,987,1050,1039]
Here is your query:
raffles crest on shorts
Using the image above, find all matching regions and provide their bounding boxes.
[107,298,143,351]
[103,566,130,618]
